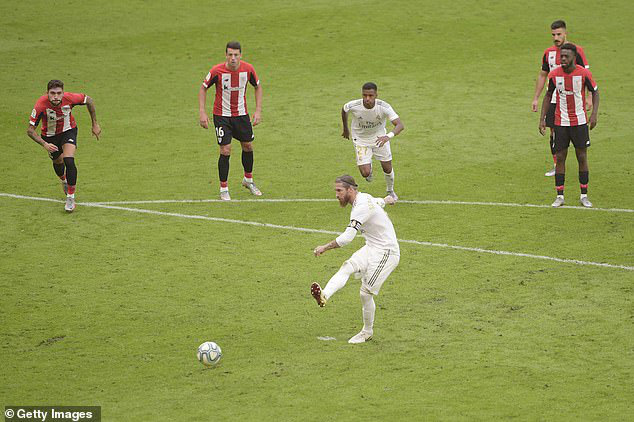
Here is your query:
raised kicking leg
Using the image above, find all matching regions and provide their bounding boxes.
[311,261,355,307]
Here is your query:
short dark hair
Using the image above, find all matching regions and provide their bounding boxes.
[226,41,242,52]
[551,20,566,30]
[362,82,377,91]
[47,80,64,91]
[561,43,577,55]
[335,174,358,189]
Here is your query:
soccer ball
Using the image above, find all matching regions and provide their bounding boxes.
[197,341,222,366]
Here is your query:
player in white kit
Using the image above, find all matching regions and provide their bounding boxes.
[342,82,404,201]
[311,175,400,344]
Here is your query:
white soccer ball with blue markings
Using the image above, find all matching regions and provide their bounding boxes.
[197,341,222,366]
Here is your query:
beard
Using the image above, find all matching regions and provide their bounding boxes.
[338,194,350,207]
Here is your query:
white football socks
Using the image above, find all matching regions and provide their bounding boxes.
[384,170,395,192]
[360,290,375,335]
[322,262,354,300]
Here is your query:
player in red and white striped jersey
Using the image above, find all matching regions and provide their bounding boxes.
[531,20,591,177]
[26,80,101,212]
[198,41,263,200]
[539,44,599,208]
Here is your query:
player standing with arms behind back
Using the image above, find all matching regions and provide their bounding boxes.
[199,41,263,200]
[539,43,599,208]
[531,20,590,177]
[311,175,399,344]
[342,82,404,201]
[26,80,101,212]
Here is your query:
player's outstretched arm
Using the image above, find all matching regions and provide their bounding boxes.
[538,92,552,136]
[86,96,101,140]
[313,239,340,257]
[198,85,210,129]
[252,84,262,126]
[314,224,358,256]
[532,70,548,112]
[341,108,350,139]
[26,124,58,153]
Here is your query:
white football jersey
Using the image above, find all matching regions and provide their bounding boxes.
[343,99,399,146]
[349,192,400,254]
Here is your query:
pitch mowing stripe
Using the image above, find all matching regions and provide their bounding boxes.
[1,192,632,271]
[82,198,634,213]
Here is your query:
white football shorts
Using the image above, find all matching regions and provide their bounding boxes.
[353,141,392,166]
[345,245,399,295]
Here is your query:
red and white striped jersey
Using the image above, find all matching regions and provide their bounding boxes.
[29,92,87,136]
[202,61,259,117]
[547,65,598,126]
[541,44,589,72]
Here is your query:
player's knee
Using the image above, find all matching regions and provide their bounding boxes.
[241,142,253,152]
[341,261,356,275]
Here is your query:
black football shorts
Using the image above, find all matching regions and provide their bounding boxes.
[212,115,254,145]
[44,127,78,160]
[553,124,590,152]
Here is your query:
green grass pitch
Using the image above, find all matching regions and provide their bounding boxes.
[1,0,633,420]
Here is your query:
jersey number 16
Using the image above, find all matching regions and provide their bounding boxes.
[215,126,225,144]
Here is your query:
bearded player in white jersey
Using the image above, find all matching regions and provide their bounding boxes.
[342,82,404,201]
[311,175,400,344]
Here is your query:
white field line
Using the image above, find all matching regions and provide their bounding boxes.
[88,198,332,205]
[83,198,634,213]
[2,192,633,272]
